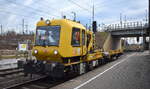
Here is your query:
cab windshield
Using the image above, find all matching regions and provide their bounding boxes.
[35,26,60,46]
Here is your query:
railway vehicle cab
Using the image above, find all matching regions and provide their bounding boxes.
[32,18,89,61]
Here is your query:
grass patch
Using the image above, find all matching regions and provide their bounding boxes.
[0,55,25,59]
[0,55,17,59]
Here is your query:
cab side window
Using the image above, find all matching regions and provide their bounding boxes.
[82,30,85,45]
[72,28,80,46]
[87,34,91,47]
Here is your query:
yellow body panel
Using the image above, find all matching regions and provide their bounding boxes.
[86,51,103,61]
[109,49,123,56]
[64,61,81,66]
[32,46,62,62]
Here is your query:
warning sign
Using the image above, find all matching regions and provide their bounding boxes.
[18,44,28,51]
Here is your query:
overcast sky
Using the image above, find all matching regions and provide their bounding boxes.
[0,0,148,33]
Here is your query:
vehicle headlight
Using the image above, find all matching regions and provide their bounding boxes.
[54,50,58,55]
[45,19,50,25]
[34,50,38,54]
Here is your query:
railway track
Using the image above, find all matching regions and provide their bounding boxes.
[0,74,70,89]
[0,67,23,80]
[9,77,63,89]
[0,67,50,89]
[2,75,48,89]
[0,71,77,89]
[0,68,68,89]
[0,68,23,77]
[0,65,69,89]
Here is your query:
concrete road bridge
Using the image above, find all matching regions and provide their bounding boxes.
[102,21,150,50]
[104,21,149,37]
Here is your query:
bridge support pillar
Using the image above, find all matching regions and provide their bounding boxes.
[149,32,150,54]
[143,35,146,51]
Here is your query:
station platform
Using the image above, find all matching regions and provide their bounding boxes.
[51,51,150,89]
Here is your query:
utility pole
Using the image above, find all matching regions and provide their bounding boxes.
[120,13,122,28]
[61,11,64,19]
[22,19,24,34]
[145,9,148,23]
[92,3,95,22]
[25,24,28,35]
[124,15,127,23]
[89,19,91,30]
[0,25,2,35]
[71,12,76,21]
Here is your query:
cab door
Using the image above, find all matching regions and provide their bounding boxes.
[81,30,87,56]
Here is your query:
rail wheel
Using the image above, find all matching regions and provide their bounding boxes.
[99,58,105,65]
[88,61,94,71]
[113,56,118,60]
[78,62,87,75]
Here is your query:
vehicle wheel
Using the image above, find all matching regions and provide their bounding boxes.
[95,60,99,67]
[113,56,117,60]
[110,56,114,61]
[79,62,87,75]
[88,61,94,71]
[102,58,106,64]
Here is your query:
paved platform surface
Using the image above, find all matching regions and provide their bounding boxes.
[52,52,150,89]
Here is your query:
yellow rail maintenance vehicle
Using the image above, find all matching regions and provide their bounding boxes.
[18,18,104,78]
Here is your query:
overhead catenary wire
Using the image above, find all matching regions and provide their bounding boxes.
[38,0,73,17]
[0,9,40,20]
[5,0,60,18]
[0,0,61,34]
[0,8,38,33]
[67,0,91,13]
[67,0,95,25]
[0,4,52,20]
[0,0,66,33]
[31,0,72,18]
[0,0,62,25]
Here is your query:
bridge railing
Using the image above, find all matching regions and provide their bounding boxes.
[104,21,148,31]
